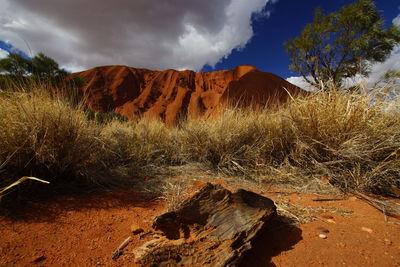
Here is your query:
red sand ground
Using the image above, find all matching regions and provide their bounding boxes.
[75,65,306,124]
[1,180,399,267]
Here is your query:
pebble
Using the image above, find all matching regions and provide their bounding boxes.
[361,227,373,234]
[319,234,327,239]
[326,219,336,224]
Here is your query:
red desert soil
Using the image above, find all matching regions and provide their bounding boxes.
[1,180,399,267]
[74,65,306,124]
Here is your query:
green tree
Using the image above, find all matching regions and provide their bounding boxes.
[0,53,31,77]
[32,52,68,80]
[0,52,69,84]
[285,0,400,90]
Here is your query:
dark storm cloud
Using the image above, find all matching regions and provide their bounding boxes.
[0,0,270,71]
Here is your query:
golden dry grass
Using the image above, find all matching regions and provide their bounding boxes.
[0,88,98,180]
[1,81,399,200]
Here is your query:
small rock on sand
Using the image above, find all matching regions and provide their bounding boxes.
[32,255,46,263]
[130,225,144,235]
[319,234,327,239]
[361,227,373,234]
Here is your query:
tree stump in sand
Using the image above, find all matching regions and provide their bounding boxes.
[133,183,277,266]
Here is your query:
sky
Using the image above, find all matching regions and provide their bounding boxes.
[0,0,399,88]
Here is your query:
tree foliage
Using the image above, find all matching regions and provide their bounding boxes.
[285,0,400,90]
[0,52,68,82]
[0,53,32,77]
[32,52,68,80]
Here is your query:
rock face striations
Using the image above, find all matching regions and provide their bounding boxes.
[75,65,305,124]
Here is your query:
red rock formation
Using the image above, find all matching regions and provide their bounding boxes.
[75,65,305,124]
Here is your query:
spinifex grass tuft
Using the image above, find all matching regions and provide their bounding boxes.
[1,80,399,200]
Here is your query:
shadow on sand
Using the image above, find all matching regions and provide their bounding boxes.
[240,215,303,267]
[0,185,164,223]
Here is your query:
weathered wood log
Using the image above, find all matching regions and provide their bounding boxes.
[133,183,276,266]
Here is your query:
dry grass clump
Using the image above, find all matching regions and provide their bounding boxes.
[0,83,182,198]
[275,201,353,225]
[97,119,182,177]
[0,87,102,190]
[1,81,399,200]
[180,108,292,175]
[178,89,400,196]
[180,110,268,174]
[283,90,400,195]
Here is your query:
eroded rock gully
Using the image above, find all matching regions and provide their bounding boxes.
[74,65,306,124]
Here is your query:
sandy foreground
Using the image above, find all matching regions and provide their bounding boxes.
[1,179,399,267]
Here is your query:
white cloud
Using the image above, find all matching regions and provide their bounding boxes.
[393,12,400,26]
[286,76,317,91]
[61,63,86,73]
[366,45,400,86]
[365,10,400,86]
[0,48,9,59]
[0,0,270,72]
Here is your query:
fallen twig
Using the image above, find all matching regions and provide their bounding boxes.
[312,198,344,202]
[349,190,400,220]
[0,176,50,199]
[112,236,132,260]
